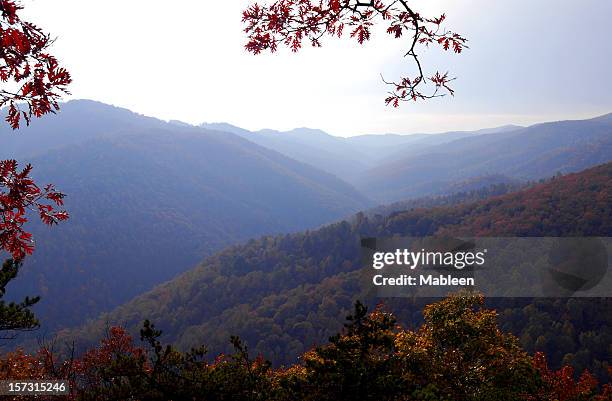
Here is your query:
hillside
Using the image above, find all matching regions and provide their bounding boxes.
[64,162,612,378]
[0,100,167,160]
[358,114,612,202]
[2,101,372,332]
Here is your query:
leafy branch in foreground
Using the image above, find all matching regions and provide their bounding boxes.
[0,0,71,129]
[0,160,68,260]
[242,0,467,106]
[0,0,71,340]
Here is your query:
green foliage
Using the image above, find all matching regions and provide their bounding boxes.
[0,259,39,339]
[403,293,538,400]
[285,301,402,401]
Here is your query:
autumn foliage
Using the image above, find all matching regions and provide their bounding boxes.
[0,0,70,261]
[531,353,612,401]
[0,0,71,129]
[242,0,467,105]
[1,295,610,400]
[0,160,68,259]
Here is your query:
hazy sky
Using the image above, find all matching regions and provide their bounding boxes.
[23,0,612,136]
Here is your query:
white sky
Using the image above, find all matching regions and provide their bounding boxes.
[22,0,612,136]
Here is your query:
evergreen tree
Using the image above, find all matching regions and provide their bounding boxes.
[0,259,39,339]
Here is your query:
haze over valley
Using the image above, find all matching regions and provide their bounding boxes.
[2,100,610,350]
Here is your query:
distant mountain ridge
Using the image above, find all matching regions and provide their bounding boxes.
[0,100,167,160]
[199,122,523,183]
[1,100,372,332]
[201,115,612,203]
[356,114,612,202]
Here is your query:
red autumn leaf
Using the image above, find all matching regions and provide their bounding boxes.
[242,0,467,106]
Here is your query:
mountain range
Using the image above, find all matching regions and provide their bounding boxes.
[59,162,612,379]
[203,115,612,203]
[1,101,371,331]
[200,122,522,184]
[358,113,612,201]
[2,100,610,342]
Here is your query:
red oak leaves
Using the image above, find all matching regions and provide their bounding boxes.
[242,0,466,105]
[0,160,68,260]
[0,1,70,261]
[0,0,71,129]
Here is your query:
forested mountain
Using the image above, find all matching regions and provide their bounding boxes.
[200,123,521,183]
[358,114,612,202]
[203,116,611,202]
[363,178,524,218]
[63,162,612,380]
[1,100,372,332]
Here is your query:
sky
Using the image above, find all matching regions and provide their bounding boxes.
[22,0,612,137]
